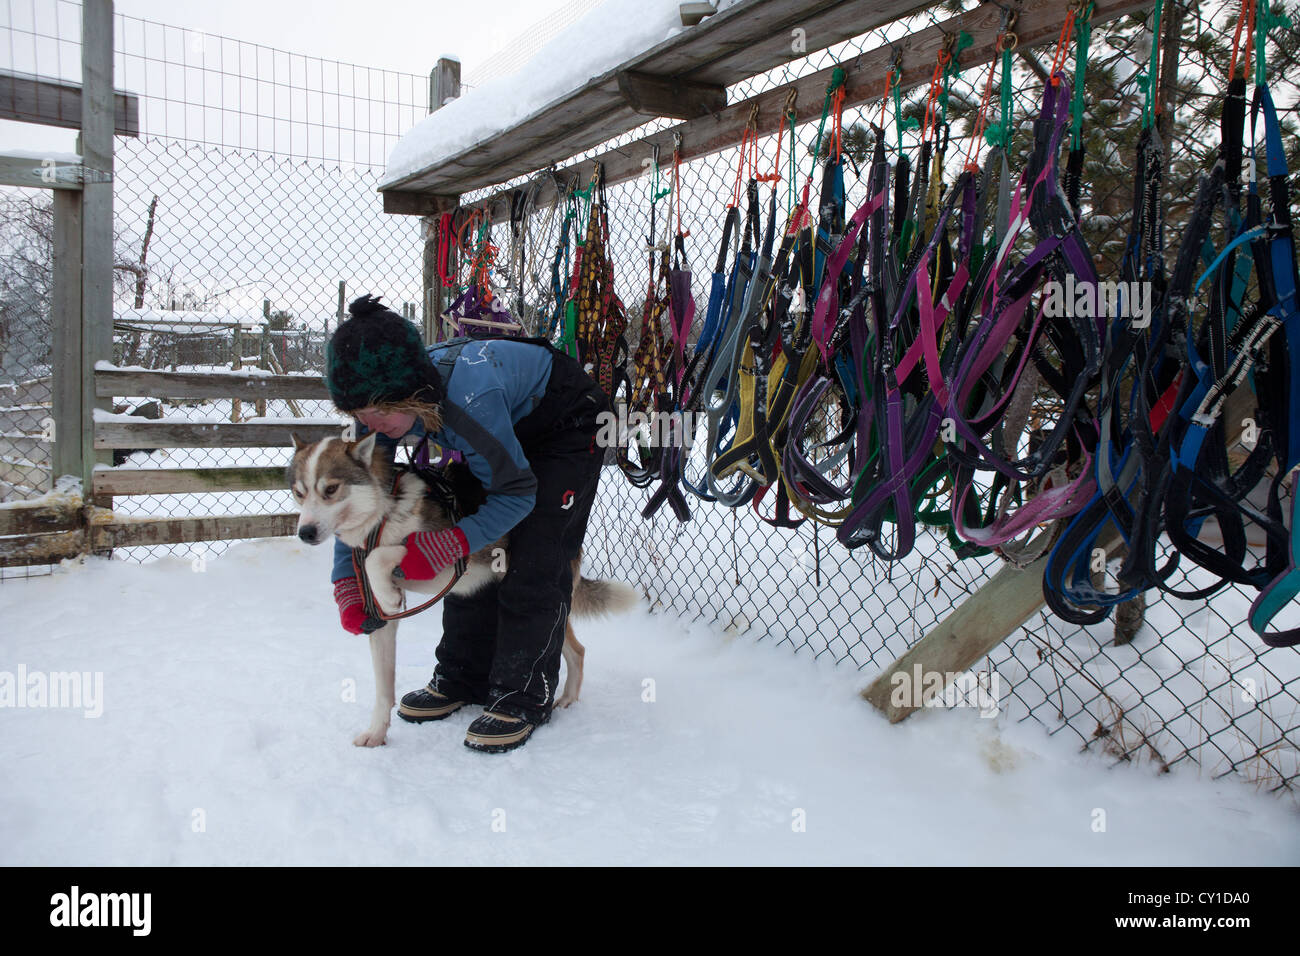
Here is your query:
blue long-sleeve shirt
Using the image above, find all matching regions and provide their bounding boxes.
[330,337,554,583]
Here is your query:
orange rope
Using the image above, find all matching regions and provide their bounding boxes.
[828,85,846,161]
[921,52,948,142]
[1049,8,1077,86]
[1229,0,1257,80]
[962,50,1002,172]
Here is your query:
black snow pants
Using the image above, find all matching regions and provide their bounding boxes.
[431,347,610,724]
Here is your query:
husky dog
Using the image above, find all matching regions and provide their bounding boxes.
[287,431,637,746]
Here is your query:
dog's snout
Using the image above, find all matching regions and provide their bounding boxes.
[299,524,320,545]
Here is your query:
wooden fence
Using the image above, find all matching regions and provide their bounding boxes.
[0,367,339,567]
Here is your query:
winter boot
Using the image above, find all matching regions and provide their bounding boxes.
[463,711,538,753]
[398,682,468,722]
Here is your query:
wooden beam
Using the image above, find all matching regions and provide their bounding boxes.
[615,70,726,119]
[95,421,344,449]
[379,0,927,200]
[0,529,86,567]
[454,0,1156,220]
[91,513,298,548]
[92,466,291,496]
[0,154,87,190]
[0,494,80,536]
[0,70,140,137]
[95,368,331,401]
[383,190,458,216]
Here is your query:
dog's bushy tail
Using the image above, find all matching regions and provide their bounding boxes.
[571,576,639,618]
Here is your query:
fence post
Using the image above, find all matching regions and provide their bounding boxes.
[257,299,270,417]
[50,191,83,488]
[336,280,346,334]
[230,325,242,423]
[424,56,460,344]
[81,0,114,519]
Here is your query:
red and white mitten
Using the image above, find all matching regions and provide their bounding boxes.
[398,527,469,581]
[334,577,368,635]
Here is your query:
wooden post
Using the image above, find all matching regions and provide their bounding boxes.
[257,299,270,417]
[336,280,346,333]
[230,325,242,423]
[50,190,83,486]
[424,57,460,344]
[80,0,114,518]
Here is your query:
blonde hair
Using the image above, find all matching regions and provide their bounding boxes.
[369,395,443,434]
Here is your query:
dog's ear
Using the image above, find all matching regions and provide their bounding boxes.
[350,431,379,467]
[290,431,306,451]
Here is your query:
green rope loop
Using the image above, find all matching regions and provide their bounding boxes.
[1070,2,1094,150]
[811,66,848,168]
[985,42,1013,149]
[892,70,920,151]
[1140,0,1164,130]
[938,31,973,129]
[1256,0,1294,88]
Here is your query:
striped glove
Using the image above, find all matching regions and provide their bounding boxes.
[398,527,470,582]
[334,577,368,635]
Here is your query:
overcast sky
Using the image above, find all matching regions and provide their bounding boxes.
[2,0,578,156]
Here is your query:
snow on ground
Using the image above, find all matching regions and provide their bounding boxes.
[1,536,1296,866]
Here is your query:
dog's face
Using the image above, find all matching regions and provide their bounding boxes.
[286,432,385,545]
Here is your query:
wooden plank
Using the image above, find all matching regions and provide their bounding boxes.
[90,513,298,548]
[95,420,345,448]
[457,0,1157,219]
[615,70,727,119]
[0,494,81,536]
[864,384,1255,722]
[380,0,924,199]
[95,368,331,401]
[0,529,86,567]
[0,70,140,137]
[383,190,458,217]
[51,189,82,485]
[0,153,86,190]
[92,467,290,495]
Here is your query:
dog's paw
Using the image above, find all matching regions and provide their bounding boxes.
[372,581,404,616]
[353,726,389,747]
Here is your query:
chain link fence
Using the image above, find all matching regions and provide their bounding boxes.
[456,0,1300,797]
[1,0,1296,795]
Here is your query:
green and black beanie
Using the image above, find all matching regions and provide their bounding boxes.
[323,295,443,413]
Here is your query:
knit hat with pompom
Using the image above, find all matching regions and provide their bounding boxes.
[323,295,443,412]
